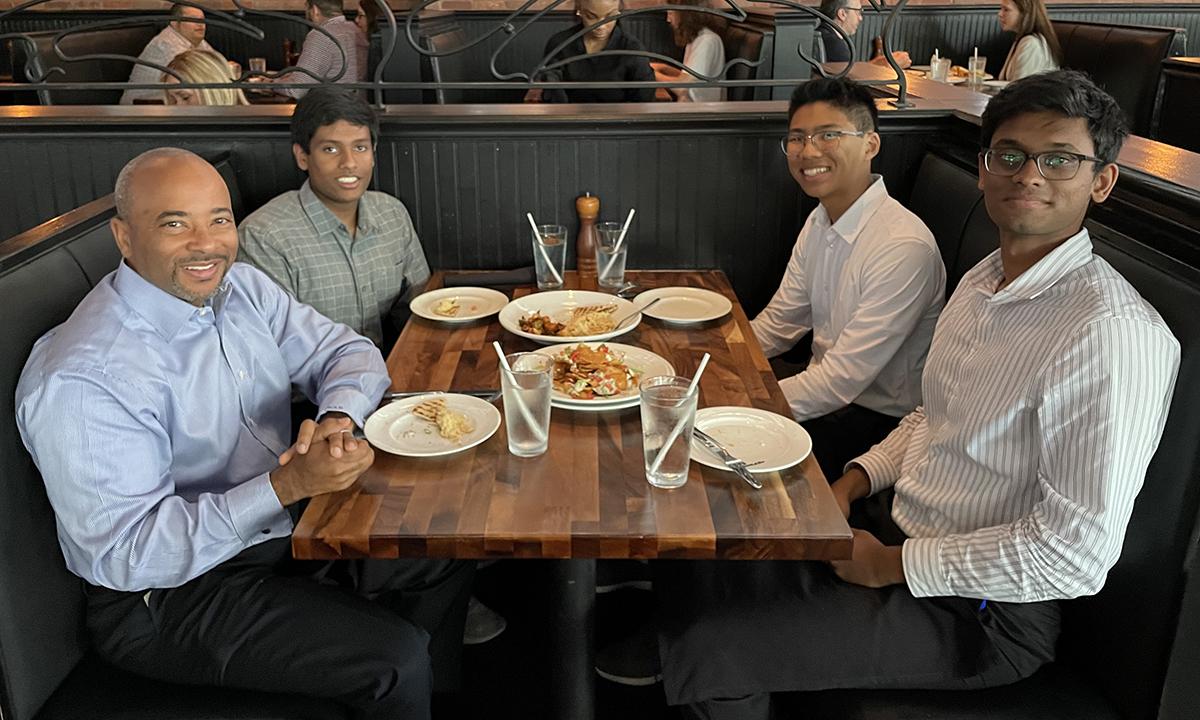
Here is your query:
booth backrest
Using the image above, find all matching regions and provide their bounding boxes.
[0,201,120,720]
[1051,20,1183,136]
[718,20,773,102]
[9,25,157,105]
[908,150,1200,719]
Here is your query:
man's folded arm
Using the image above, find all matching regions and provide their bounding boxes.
[17,370,291,592]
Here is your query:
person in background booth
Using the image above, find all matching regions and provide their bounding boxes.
[163,49,249,106]
[997,0,1061,81]
[273,0,366,98]
[524,0,656,104]
[816,0,911,69]
[355,0,384,37]
[121,3,223,104]
[651,0,726,102]
[15,147,474,719]
[751,77,945,482]
[656,70,1179,720]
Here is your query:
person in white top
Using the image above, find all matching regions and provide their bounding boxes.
[656,70,1179,720]
[651,0,726,102]
[997,0,1061,81]
[750,77,945,480]
[120,3,222,105]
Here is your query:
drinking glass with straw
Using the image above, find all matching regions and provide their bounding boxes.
[494,341,554,457]
[527,213,566,291]
[640,353,709,489]
[597,208,635,292]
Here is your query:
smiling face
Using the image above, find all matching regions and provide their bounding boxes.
[293,119,375,217]
[998,0,1021,33]
[172,6,206,46]
[111,154,237,306]
[786,100,879,214]
[577,0,620,42]
[978,110,1118,247]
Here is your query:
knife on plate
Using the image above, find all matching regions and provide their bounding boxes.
[384,389,501,402]
[693,428,763,489]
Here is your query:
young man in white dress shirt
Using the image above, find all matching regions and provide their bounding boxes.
[657,70,1180,720]
[751,77,945,481]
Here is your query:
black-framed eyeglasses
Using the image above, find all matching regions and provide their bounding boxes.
[980,148,1106,181]
[780,130,866,156]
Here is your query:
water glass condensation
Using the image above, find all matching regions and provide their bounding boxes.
[532,224,567,291]
[500,353,553,457]
[595,221,628,292]
[639,376,700,489]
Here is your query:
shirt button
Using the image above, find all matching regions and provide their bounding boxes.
[239,370,247,380]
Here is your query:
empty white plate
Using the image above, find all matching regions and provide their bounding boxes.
[410,287,509,324]
[635,287,732,324]
[364,393,501,457]
[689,406,811,473]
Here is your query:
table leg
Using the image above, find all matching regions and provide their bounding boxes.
[547,559,596,719]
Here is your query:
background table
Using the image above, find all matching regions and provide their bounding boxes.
[292,269,853,718]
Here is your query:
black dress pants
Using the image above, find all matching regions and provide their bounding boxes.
[85,538,474,720]
[655,494,1061,720]
[801,403,900,483]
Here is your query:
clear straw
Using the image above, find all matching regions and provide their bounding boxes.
[599,207,636,280]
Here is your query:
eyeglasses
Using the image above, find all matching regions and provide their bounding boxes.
[980,148,1105,181]
[779,130,866,156]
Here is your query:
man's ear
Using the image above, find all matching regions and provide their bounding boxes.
[292,142,309,172]
[977,153,986,191]
[111,216,133,261]
[1090,163,1119,204]
[864,131,881,162]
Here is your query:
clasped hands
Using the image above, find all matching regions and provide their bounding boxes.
[269,412,375,507]
[826,467,906,589]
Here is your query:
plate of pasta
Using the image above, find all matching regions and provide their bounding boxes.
[531,342,674,411]
[498,290,642,344]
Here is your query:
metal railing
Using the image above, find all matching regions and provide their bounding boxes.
[0,0,914,108]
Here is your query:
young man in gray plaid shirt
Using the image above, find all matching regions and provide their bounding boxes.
[238,87,429,351]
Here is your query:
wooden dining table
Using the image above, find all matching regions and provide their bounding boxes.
[292,269,853,718]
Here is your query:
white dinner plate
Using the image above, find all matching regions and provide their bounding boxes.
[983,79,1011,88]
[410,287,509,324]
[636,287,732,325]
[498,290,640,345]
[364,393,501,457]
[531,342,674,411]
[909,64,931,72]
[689,406,812,474]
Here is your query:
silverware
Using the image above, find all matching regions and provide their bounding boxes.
[384,389,501,402]
[692,428,763,489]
[613,297,663,329]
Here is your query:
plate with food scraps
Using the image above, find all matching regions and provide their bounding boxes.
[364,393,501,457]
[689,406,812,474]
[531,342,674,411]
[634,287,732,324]
[410,287,509,324]
[498,290,641,344]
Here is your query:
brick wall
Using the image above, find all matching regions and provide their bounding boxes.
[2,0,1196,13]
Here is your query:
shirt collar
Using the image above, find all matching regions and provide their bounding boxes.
[298,180,367,236]
[112,260,231,341]
[812,175,889,245]
[988,228,1094,304]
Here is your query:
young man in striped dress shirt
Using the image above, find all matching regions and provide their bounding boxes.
[656,70,1180,720]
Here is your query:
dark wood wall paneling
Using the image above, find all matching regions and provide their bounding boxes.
[0,113,946,314]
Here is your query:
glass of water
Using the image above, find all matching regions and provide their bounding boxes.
[639,376,699,489]
[532,224,567,291]
[500,353,553,457]
[595,221,628,292]
[967,55,988,87]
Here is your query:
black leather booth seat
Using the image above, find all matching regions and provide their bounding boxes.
[717,17,774,102]
[9,26,156,105]
[778,152,1200,720]
[1155,57,1200,153]
[1051,20,1184,137]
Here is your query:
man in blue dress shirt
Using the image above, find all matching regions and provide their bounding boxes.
[15,148,471,719]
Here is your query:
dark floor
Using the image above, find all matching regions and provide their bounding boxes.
[437,561,681,720]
